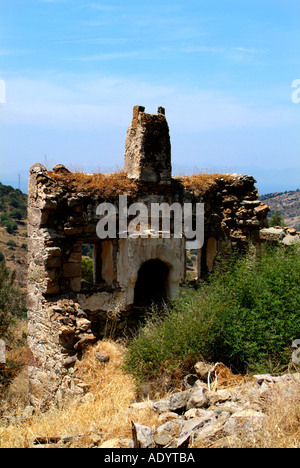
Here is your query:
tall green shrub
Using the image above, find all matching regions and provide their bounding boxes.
[269,209,285,227]
[124,245,300,380]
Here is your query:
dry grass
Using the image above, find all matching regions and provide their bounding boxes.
[178,172,234,193]
[227,380,300,449]
[1,331,299,448]
[0,340,161,448]
[255,380,300,448]
[48,165,236,198]
[0,319,29,405]
[48,168,139,198]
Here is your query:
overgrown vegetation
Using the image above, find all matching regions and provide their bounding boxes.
[81,257,93,283]
[0,340,161,448]
[49,169,139,198]
[179,172,234,193]
[269,209,285,227]
[124,245,300,383]
[49,167,235,198]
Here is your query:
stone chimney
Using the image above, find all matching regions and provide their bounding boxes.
[124,105,172,184]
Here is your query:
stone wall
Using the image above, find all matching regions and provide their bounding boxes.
[124,105,171,184]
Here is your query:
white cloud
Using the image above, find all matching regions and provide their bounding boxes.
[0,50,13,56]
[66,51,140,61]
[1,75,299,134]
[0,79,6,104]
[235,47,258,53]
[87,3,117,12]
[179,45,223,54]
[39,0,68,3]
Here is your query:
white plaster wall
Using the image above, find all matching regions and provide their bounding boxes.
[117,237,186,306]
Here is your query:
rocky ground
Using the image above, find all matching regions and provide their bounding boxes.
[8,357,298,449]
[128,364,300,449]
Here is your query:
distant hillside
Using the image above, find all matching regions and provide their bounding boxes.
[259,189,300,230]
[0,183,27,234]
[0,183,28,290]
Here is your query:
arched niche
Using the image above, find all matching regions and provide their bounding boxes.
[134,259,169,307]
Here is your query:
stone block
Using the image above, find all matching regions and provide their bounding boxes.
[74,334,96,350]
[186,387,209,410]
[46,257,62,268]
[28,265,45,284]
[45,247,61,257]
[259,228,286,242]
[28,207,42,226]
[67,197,81,208]
[68,252,82,263]
[64,226,83,235]
[46,268,57,281]
[45,280,60,294]
[70,277,81,292]
[41,198,58,210]
[63,263,81,278]
[254,203,270,217]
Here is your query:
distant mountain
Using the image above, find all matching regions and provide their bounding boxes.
[259,189,300,231]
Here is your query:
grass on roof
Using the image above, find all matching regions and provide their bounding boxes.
[48,167,235,197]
[48,169,139,198]
[178,172,234,192]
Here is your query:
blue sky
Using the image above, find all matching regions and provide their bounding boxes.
[0,0,299,194]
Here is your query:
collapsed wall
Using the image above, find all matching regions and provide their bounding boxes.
[27,106,270,407]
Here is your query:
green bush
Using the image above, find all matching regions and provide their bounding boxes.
[6,240,16,248]
[269,210,285,227]
[10,208,24,221]
[124,245,300,381]
[82,244,93,259]
[81,257,93,283]
[1,219,18,234]
[0,183,27,235]
[0,259,26,339]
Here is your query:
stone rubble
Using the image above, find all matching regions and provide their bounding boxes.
[131,363,300,449]
[259,226,300,245]
[7,359,298,449]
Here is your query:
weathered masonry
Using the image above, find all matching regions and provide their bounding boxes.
[27,105,270,407]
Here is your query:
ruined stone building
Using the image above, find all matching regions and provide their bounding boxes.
[27,105,270,406]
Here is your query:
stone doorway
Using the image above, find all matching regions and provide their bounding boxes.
[134,259,169,308]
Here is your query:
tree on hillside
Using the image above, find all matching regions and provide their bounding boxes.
[0,182,27,233]
[269,209,285,227]
[0,256,26,339]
